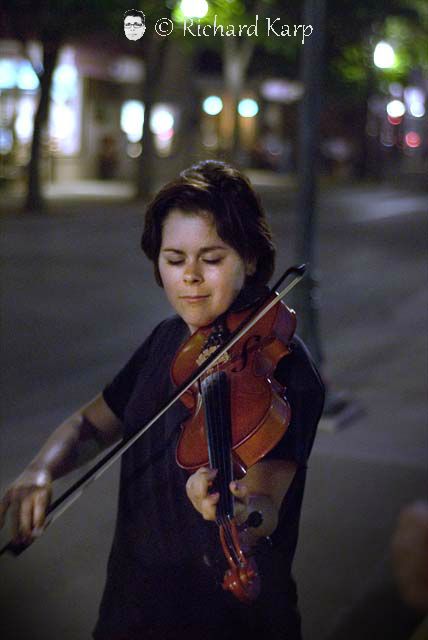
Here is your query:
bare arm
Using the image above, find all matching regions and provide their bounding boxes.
[25,393,123,480]
[0,393,123,544]
[186,459,298,545]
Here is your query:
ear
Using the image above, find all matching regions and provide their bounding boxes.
[245,258,257,276]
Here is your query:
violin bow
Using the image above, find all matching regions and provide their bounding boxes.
[0,264,306,557]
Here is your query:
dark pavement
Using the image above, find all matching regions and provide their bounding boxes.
[0,177,427,639]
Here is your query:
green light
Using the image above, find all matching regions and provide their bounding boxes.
[203,96,223,116]
[238,99,259,118]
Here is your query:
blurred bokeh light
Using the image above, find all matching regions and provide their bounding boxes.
[238,98,259,118]
[202,95,223,116]
[373,41,396,69]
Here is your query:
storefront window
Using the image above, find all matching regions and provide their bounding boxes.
[49,55,81,155]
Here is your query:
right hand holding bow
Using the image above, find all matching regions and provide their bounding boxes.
[0,468,52,547]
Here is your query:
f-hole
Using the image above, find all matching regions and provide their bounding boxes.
[231,334,261,372]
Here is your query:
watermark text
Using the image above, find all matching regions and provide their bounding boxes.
[181,15,313,44]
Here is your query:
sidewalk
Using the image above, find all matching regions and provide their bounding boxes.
[0,171,297,211]
[2,171,425,216]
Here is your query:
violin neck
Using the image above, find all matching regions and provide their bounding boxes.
[201,371,234,521]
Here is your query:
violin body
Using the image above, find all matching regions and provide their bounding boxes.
[171,297,297,476]
[171,294,297,603]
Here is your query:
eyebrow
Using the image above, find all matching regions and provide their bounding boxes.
[162,246,227,254]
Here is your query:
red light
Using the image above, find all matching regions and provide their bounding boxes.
[405,131,421,148]
[387,115,402,126]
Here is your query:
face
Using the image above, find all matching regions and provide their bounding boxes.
[124,16,145,40]
[158,210,254,334]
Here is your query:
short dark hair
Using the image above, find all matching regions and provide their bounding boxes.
[123,9,145,24]
[141,160,276,288]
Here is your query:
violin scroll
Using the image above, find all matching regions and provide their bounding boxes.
[220,519,260,603]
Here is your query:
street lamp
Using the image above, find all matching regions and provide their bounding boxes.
[203,96,223,116]
[373,41,395,69]
[237,98,259,118]
[179,0,209,18]
[386,99,405,119]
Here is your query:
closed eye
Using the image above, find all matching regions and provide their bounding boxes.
[166,258,223,265]
[203,258,222,264]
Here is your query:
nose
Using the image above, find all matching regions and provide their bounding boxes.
[183,262,203,284]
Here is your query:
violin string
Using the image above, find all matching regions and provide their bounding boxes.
[215,370,229,521]
[213,366,240,566]
[209,371,228,520]
[204,370,239,566]
[217,370,231,515]
[202,374,223,516]
[202,375,216,472]
[213,369,224,514]
[201,350,240,567]
[221,371,234,517]
[204,375,222,523]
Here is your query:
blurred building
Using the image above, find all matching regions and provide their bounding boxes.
[0,39,148,184]
[0,37,304,187]
[1,37,426,187]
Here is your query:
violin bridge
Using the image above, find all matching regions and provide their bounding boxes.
[196,346,230,368]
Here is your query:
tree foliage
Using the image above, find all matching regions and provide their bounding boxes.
[326,0,428,94]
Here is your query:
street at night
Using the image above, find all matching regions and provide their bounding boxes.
[1,1,428,635]
[1,179,427,639]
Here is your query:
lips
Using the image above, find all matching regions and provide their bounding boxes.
[180,295,209,303]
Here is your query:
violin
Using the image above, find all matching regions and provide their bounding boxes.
[171,288,297,603]
[0,265,306,586]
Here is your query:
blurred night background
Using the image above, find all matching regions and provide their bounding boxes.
[0,1,427,639]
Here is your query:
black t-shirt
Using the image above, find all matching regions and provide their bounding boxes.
[93,315,324,640]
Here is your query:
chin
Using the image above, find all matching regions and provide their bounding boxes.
[193,317,217,331]
[181,313,205,330]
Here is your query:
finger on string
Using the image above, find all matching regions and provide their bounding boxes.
[197,468,218,493]
[199,467,218,480]
[229,481,249,503]
[188,475,212,504]
[201,493,220,520]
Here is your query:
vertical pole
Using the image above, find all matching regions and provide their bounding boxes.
[294,0,326,368]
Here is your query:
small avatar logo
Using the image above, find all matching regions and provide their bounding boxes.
[124,9,146,41]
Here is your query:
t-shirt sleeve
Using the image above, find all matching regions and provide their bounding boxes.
[102,321,167,422]
[264,335,325,466]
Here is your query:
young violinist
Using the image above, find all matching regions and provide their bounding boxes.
[0,160,324,640]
